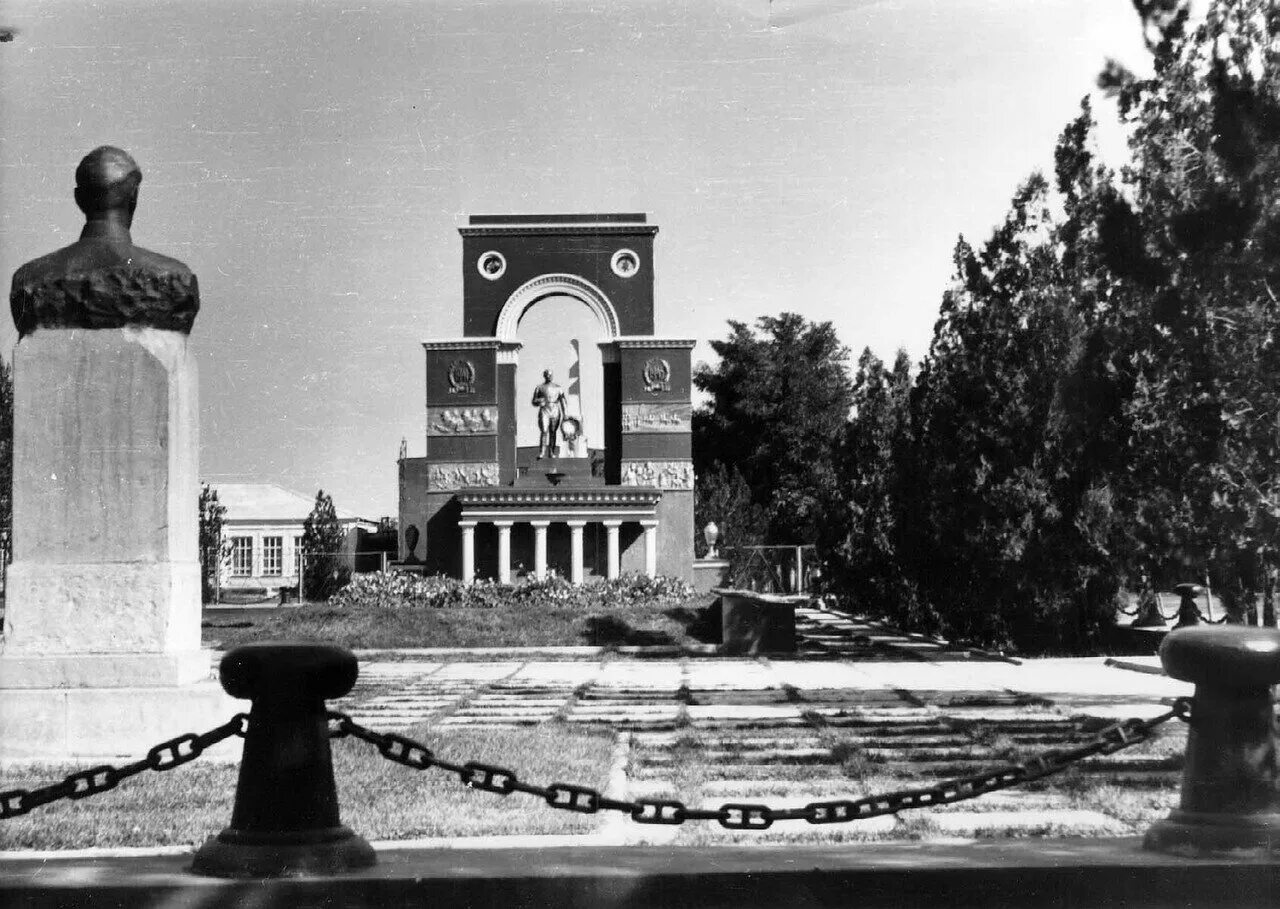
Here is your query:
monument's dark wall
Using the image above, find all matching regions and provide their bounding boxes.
[397,458,431,561]
[497,362,518,483]
[602,360,622,484]
[460,215,658,337]
[622,434,693,460]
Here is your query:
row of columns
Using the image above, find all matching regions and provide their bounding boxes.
[459,519,659,584]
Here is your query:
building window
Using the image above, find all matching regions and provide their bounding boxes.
[294,535,305,577]
[230,537,253,577]
[262,536,283,576]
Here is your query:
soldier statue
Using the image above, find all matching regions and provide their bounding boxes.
[531,368,567,459]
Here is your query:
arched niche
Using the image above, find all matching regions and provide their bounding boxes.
[495,273,620,343]
[498,275,618,457]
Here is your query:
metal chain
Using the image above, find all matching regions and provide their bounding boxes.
[330,696,1191,829]
[0,713,249,820]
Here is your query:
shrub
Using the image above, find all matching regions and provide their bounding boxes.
[328,571,698,612]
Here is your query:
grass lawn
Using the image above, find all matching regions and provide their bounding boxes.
[203,596,719,650]
[0,724,617,851]
[645,721,1185,845]
[0,711,1186,850]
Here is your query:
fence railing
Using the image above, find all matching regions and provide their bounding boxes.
[5,625,1280,884]
[200,548,393,604]
[722,545,818,595]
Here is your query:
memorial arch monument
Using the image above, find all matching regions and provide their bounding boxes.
[399,213,695,583]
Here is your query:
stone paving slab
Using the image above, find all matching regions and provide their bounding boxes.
[685,705,805,723]
[928,809,1129,836]
[431,662,524,680]
[765,662,894,689]
[508,663,600,684]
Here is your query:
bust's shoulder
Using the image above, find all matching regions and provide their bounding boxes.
[127,244,195,278]
[11,242,81,286]
[12,239,194,286]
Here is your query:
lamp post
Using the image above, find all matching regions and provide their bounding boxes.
[703,521,720,559]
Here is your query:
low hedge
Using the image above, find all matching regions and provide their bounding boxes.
[328,571,698,611]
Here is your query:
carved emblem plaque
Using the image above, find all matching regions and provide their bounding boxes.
[642,357,671,393]
[447,359,476,395]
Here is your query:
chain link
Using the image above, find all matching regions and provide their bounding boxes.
[329,697,1189,827]
[0,713,249,820]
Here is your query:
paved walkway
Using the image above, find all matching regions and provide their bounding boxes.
[334,606,1184,731]
[326,605,1190,844]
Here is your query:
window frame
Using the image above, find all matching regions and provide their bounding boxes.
[262,536,283,577]
[230,536,254,577]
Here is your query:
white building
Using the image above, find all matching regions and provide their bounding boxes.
[211,484,378,592]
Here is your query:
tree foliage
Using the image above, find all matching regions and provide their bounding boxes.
[819,0,1280,651]
[0,355,11,553]
[302,489,351,601]
[693,313,854,546]
[197,484,227,603]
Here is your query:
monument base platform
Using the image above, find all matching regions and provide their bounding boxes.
[0,680,244,763]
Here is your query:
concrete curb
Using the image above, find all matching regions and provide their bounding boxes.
[3,840,1278,908]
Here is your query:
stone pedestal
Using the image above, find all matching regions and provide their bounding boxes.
[0,328,237,761]
[692,558,731,593]
[718,589,803,655]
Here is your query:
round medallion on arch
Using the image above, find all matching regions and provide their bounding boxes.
[611,248,641,278]
[477,250,507,281]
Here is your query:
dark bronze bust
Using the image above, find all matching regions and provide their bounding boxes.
[9,146,199,336]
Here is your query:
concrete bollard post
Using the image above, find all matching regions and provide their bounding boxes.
[191,642,376,878]
[1145,625,1280,855]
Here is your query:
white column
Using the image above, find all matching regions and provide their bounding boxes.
[603,520,621,581]
[641,520,659,579]
[495,521,513,585]
[568,520,586,585]
[532,520,550,580]
[460,521,477,584]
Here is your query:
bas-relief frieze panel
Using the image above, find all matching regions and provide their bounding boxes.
[620,459,695,490]
[428,462,501,489]
[428,407,498,436]
[621,403,692,433]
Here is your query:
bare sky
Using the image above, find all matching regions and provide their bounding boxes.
[0,0,1150,518]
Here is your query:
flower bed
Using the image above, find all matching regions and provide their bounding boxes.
[329,572,698,612]
[204,573,713,650]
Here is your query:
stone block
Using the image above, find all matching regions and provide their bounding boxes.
[11,328,198,565]
[2,561,201,655]
[719,589,803,655]
[692,558,730,593]
[3,327,199,658]
[0,650,212,688]
[0,683,244,762]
